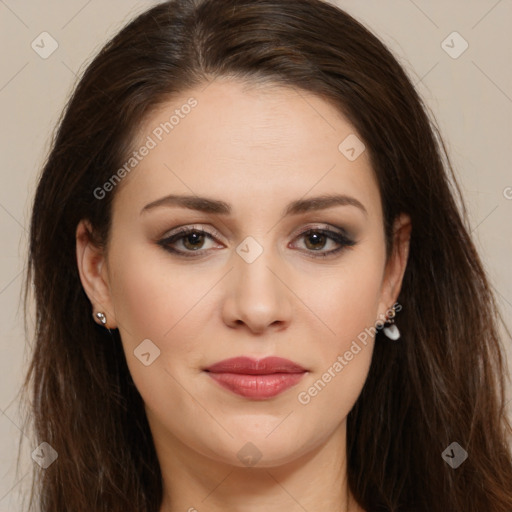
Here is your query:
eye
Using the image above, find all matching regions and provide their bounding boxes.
[158,226,221,257]
[290,226,356,258]
[158,224,356,259]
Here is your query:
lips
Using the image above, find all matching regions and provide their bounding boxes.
[205,356,306,374]
[204,356,307,400]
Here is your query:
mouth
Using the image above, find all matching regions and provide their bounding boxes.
[203,356,308,400]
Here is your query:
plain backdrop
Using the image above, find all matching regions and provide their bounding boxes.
[1,1,511,510]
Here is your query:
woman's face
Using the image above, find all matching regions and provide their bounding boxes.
[77,78,410,468]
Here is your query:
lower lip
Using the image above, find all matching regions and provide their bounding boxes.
[206,372,306,399]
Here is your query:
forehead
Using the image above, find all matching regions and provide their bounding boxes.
[112,79,381,222]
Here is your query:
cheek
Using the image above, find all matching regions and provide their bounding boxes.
[301,252,385,350]
[107,243,216,384]
[292,250,384,411]
[107,245,202,405]
[108,242,203,339]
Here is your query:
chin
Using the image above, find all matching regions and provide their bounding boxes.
[205,430,315,469]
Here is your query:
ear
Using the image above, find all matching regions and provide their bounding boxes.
[76,220,118,329]
[377,213,412,317]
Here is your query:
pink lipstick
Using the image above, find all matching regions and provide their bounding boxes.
[204,356,307,400]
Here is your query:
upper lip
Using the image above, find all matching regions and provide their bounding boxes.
[204,356,307,375]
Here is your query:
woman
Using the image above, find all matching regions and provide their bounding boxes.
[21,0,512,511]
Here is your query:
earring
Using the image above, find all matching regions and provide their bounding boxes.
[95,311,107,326]
[382,306,400,340]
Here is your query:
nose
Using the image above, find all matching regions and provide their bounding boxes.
[221,242,293,335]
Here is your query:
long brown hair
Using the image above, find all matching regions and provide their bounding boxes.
[21,0,512,510]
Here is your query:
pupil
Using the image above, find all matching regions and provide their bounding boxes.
[306,232,325,250]
[185,232,203,250]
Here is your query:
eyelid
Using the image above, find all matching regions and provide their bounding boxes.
[289,224,356,256]
[158,222,357,261]
[162,223,224,241]
[293,223,353,239]
[161,222,352,244]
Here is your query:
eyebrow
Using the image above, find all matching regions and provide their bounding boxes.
[140,193,368,217]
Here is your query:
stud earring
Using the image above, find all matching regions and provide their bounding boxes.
[95,311,107,326]
[382,306,400,340]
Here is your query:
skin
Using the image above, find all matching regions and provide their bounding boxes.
[76,78,411,512]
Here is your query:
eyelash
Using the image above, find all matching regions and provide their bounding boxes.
[158,224,356,259]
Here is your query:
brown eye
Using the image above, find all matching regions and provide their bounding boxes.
[158,227,221,257]
[158,225,356,259]
[303,231,328,251]
[292,227,356,258]
[181,231,207,251]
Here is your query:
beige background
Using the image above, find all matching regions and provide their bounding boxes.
[1,1,511,509]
